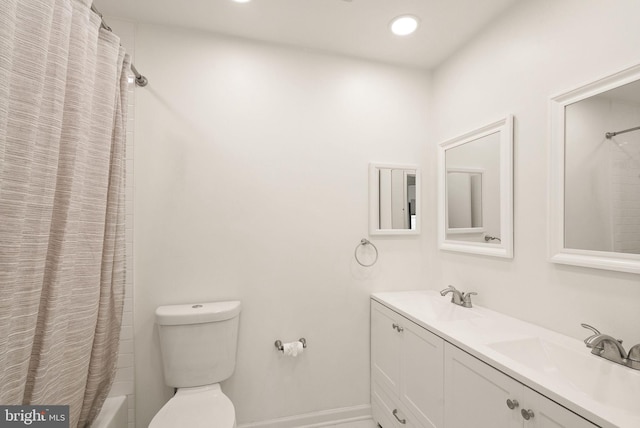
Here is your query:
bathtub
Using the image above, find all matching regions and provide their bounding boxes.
[91,396,127,428]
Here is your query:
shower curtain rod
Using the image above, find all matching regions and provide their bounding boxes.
[605,125,640,139]
[90,4,148,87]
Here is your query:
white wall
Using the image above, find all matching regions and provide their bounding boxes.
[429,0,640,350]
[133,24,430,427]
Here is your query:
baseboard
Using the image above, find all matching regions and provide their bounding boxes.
[237,404,372,428]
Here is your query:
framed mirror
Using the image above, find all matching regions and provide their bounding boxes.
[438,115,514,257]
[369,163,420,235]
[550,63,640,274]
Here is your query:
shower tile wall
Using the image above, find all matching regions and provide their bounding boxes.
[106,18,136,428]
[612,143,640,253]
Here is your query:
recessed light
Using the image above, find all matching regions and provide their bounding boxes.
[232,0,251,3]
[390,15,419,36]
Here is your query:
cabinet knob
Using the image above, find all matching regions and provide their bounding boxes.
[506,399,519,410]
[392,409,407,425]
[521,409,535,420]
[392,323,404,332]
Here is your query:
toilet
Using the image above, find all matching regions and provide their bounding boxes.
[150,300,241,428]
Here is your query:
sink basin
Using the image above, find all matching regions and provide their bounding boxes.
[390,294,481,322]
[430,303,481,321]
[488,337,640,416]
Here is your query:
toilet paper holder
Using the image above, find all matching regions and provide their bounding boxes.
[274,338,307,352]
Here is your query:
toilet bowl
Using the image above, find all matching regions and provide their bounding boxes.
[149,384,235,428]
[151,301,241,428]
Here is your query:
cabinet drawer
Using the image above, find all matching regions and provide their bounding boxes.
[373,381,420,428]
[373,381,400,428]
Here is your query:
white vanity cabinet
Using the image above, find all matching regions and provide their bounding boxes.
[370,294,605,428]
[371,301,444,428]
[444,343,598,428]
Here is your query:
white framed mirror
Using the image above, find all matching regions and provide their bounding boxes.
[369,163,420,235]
[550,63,640,274]
[438,115,513,257]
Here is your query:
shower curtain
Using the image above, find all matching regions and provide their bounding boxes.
[0,0,129,426]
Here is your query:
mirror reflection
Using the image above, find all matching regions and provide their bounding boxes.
[377,168,416,230]
[564,79,640,255]
[369,163,419,235]
[447,170,483,230]
[445,132,500,242]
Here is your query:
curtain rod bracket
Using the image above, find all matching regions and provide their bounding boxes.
[130,64,148,87]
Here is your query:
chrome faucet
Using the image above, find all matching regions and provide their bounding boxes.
[589,335,628,364]
[581,324,640,370]
[440,285,463,304]
[440,285,477,308]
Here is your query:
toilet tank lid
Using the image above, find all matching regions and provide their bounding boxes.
[156,301,241,326]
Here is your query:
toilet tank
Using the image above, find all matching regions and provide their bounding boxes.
[155,301,241,388]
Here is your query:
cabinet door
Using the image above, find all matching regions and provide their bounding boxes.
[444,343,521,428]
[401,321,444,428]
[522,387,598,428]
[372,302,402,395]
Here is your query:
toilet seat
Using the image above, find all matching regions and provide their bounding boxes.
[149,384,235,428]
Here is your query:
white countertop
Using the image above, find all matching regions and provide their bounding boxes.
[372,290,640,428]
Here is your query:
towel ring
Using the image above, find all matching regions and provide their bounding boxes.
[354,238,378,267]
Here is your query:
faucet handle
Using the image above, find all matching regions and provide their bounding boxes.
[628,344,640,363]
[627,345,640,370]
[581,323,601,347]
[462,291,477,301]
[462,292,477,308]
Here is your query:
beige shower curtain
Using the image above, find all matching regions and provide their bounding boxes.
[0,0,129,426]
